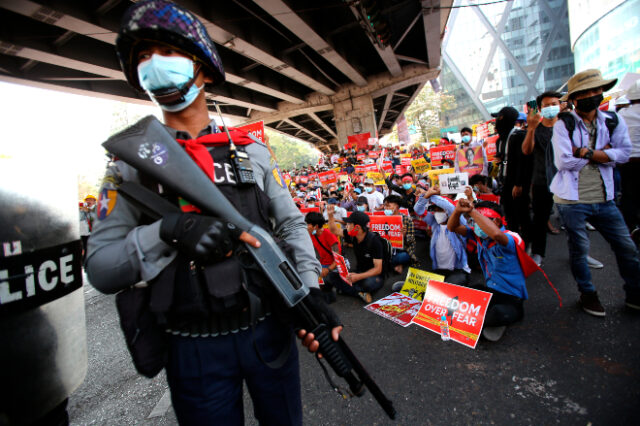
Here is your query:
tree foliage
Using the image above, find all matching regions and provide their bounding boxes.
[404,85,457,142]
[266,130,320,170]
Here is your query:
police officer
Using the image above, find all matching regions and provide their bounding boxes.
[86,1,341,424]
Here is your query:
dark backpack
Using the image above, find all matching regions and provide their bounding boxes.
[370,231,393,278]
[557,110,619,143]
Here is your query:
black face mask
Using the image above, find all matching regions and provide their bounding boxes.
[575,94,604,113]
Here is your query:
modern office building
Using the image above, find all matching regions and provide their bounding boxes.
[568,0,640,80]
[440,0,575,129]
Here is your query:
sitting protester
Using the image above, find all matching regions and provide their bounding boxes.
[383,195,418,275]
[356,196,370,213]
[324,198,347,224]
[448,199,527,342]
[305,212,341,304]
[327,210,384,303]
[412,186,470,286]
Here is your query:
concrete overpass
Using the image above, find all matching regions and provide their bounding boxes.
[0,0,451,152]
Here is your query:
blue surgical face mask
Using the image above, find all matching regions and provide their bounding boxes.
[384,209,394,216]
[365,187,373,193]
[138,54,202,112]
[540,105,560,119]
[461,135,471,143]
[474,223,488,239]
[311,229,317,235]
[357,205,366,212]
[402,183,412,190]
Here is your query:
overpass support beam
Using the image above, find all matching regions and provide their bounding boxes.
[333,94,377,149]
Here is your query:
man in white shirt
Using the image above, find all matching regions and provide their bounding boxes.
[362,178,385,211]
[618,80,640,241]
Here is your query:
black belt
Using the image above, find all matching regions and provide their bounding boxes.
[165,299,271,338]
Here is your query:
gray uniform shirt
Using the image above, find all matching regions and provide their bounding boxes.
[86,121,320,294]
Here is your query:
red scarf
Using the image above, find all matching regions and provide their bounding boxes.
[175,128,255,180]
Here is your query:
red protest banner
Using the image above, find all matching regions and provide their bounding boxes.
[332,252,351,284]
[363,163,378,173]
[485,135,498,162]
[354,164,365,174]
[401,157,412,166]
[369,151,380,158]
[382,162,393,174]
[347,132,371,150]
[476,122,489,139]
[429,145,456,167]
[299,176,309,184]
[236,121,264,142]
[318,170,338,186]
[395,165,406,175]
[477,193,500,204]
[368,215,403,249]
[413,217,428,231]
[411,280,493,349]
[356,153,366,162]
[364,293,422,327]
[299,207,320,214]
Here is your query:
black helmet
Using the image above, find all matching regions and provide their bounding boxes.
[116,0,225,91]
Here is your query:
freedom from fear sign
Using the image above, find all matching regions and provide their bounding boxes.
[412,280,492,349]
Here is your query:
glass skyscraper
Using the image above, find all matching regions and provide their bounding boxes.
[440,0,575,130]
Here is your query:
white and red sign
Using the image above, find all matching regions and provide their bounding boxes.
[318,170,338,186]
[332,252,351,284]
[429,145,456,167]
[236,121,264,142]
[368,215,403,249]
[411,280,492,349]
[364,293,423,327]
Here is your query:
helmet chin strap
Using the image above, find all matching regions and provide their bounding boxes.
[150,64,202,106]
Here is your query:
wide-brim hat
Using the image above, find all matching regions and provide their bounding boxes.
[567,69,617,99]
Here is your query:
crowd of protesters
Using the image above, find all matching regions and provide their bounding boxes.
[279,68,639,340]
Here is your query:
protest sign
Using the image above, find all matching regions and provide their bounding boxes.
[368,137,378,146]
[476,122,489,139]
[399,208,410,216]
[363,163,378,173]
[236,121,264,142]
[299,176,309,185]
[395,165,407,175]
[477,193,501,203]
[357,153,366,162]
[366,172,386,186]
[427,167,455,187]
[347,132,371,150]
[456,146,483,177]
[369,151,380,158]
[411,280,493,349]
[413,217,428,231]
[355,164,365,174]
[430,145,456,167]
[332,252,351,284]
[439,173,469,194]
[364,293,423,327]
[484,135,498,162]
[368,215,403,249]
[411,157,431,174]
[399,267,445,301]
[318,170,338,186]
[382,162,393,174]
[299,207,320,214]
[401,157,412,166]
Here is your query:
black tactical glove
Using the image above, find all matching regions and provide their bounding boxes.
[305,287,342,329]
[159,213,242,262]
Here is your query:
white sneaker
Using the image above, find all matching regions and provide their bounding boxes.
[586,222,596,231]
[391,281,404,292]
[482,326,507,342]
[586,255,603,269]
[531,254,542,266]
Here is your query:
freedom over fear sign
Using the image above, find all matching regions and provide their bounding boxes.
[412,280,492,349]
[368,215,403,249]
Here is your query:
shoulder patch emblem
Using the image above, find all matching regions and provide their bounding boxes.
[272,165,286,187]
[97,189,117,220]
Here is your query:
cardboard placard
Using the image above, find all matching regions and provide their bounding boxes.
[401,157,412,166]
[364,293,423,327]
[426,168,455,187]
[411,280,493,349]
[411,157,431,174]
[318,170,338,186]
[485,135,498,162]
[366,172,386,186]
[456,146,483,177]
[368,215,403,249]
[347,132,371,150]
[399,267,445,301]
[439,173,469,194]
[429,145,456,167]
[332,252,351,284]
[236,121,264,142]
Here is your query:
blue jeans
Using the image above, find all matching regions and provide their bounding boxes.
[325,273,383,297]
[557,201,640,296]
[165,316,301,425]
[391,251,410,266]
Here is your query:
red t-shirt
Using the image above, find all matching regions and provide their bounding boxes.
[311,230,340,266]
